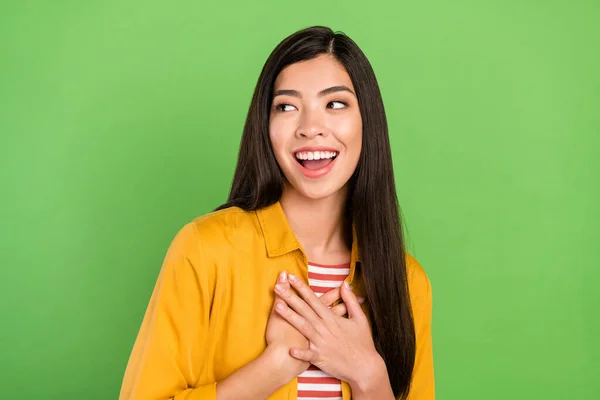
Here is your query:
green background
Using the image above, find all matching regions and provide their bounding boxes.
[1,0,598,399]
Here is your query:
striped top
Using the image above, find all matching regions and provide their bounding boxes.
[297,261,350,400]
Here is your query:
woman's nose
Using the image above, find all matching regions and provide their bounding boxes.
[295,108,328,139]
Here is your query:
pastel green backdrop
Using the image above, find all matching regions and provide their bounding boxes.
[0,1,598,399]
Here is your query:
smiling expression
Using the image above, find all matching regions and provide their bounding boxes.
[269,55,363,200]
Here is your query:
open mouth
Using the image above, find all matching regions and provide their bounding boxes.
[294,151,338,171]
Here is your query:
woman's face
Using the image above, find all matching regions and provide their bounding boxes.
[269,54,363,200]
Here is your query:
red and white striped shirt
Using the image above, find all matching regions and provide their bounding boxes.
[297,261,350,400]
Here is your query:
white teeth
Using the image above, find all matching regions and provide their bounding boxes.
[295,151,338,161]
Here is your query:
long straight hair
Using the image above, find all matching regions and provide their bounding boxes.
[216,26,415,398]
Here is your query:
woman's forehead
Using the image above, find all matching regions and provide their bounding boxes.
[273,55,354,94]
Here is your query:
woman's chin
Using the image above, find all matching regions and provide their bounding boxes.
[290,182,347,202]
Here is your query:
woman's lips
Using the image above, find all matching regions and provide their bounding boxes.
[295,155,338,178]
[302,158,334,170]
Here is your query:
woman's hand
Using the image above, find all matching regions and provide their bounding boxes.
[265,271,355,380]
[266,271,309,349]
[265,271,309,381]
[273,273,384,388]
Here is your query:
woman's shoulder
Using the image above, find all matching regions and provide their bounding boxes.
[175,205,261,248]
[191,205,253,231]
[163,206,262,275]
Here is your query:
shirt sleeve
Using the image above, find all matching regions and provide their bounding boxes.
[406,257,435,400]
[119,222,217,400]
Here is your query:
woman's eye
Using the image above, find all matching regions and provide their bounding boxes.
[275,101,347,112]
[275,103,296,112]
[328,101,347,109]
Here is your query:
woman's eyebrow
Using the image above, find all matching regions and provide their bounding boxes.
[273,85,355,99]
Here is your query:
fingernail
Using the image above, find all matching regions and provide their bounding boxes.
[288,274,298,283]
[274,283,285,293]
[357,296,365,303]
[344,280,351,290]
[276,301,286,311]
[278,271,288,282]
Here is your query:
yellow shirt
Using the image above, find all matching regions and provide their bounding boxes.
[119,201,435,399]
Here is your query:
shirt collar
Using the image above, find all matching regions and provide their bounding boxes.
[256,201,302,257]
[256,201,361,280]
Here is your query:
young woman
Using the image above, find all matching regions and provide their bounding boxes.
[119,26,434,400]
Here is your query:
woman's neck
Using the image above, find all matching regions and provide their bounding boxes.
[279,184,350,263]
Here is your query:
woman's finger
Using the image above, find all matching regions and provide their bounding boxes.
[340,280,367,321]
[287,274,331,319]
[271,271,290,312]
[274,300,319,342]
[290,346,318,363]
[330,296,366,317]
[330,303,347,316]
[318,287,341,308]
[274,278,322,326]
[277,271,290,289]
